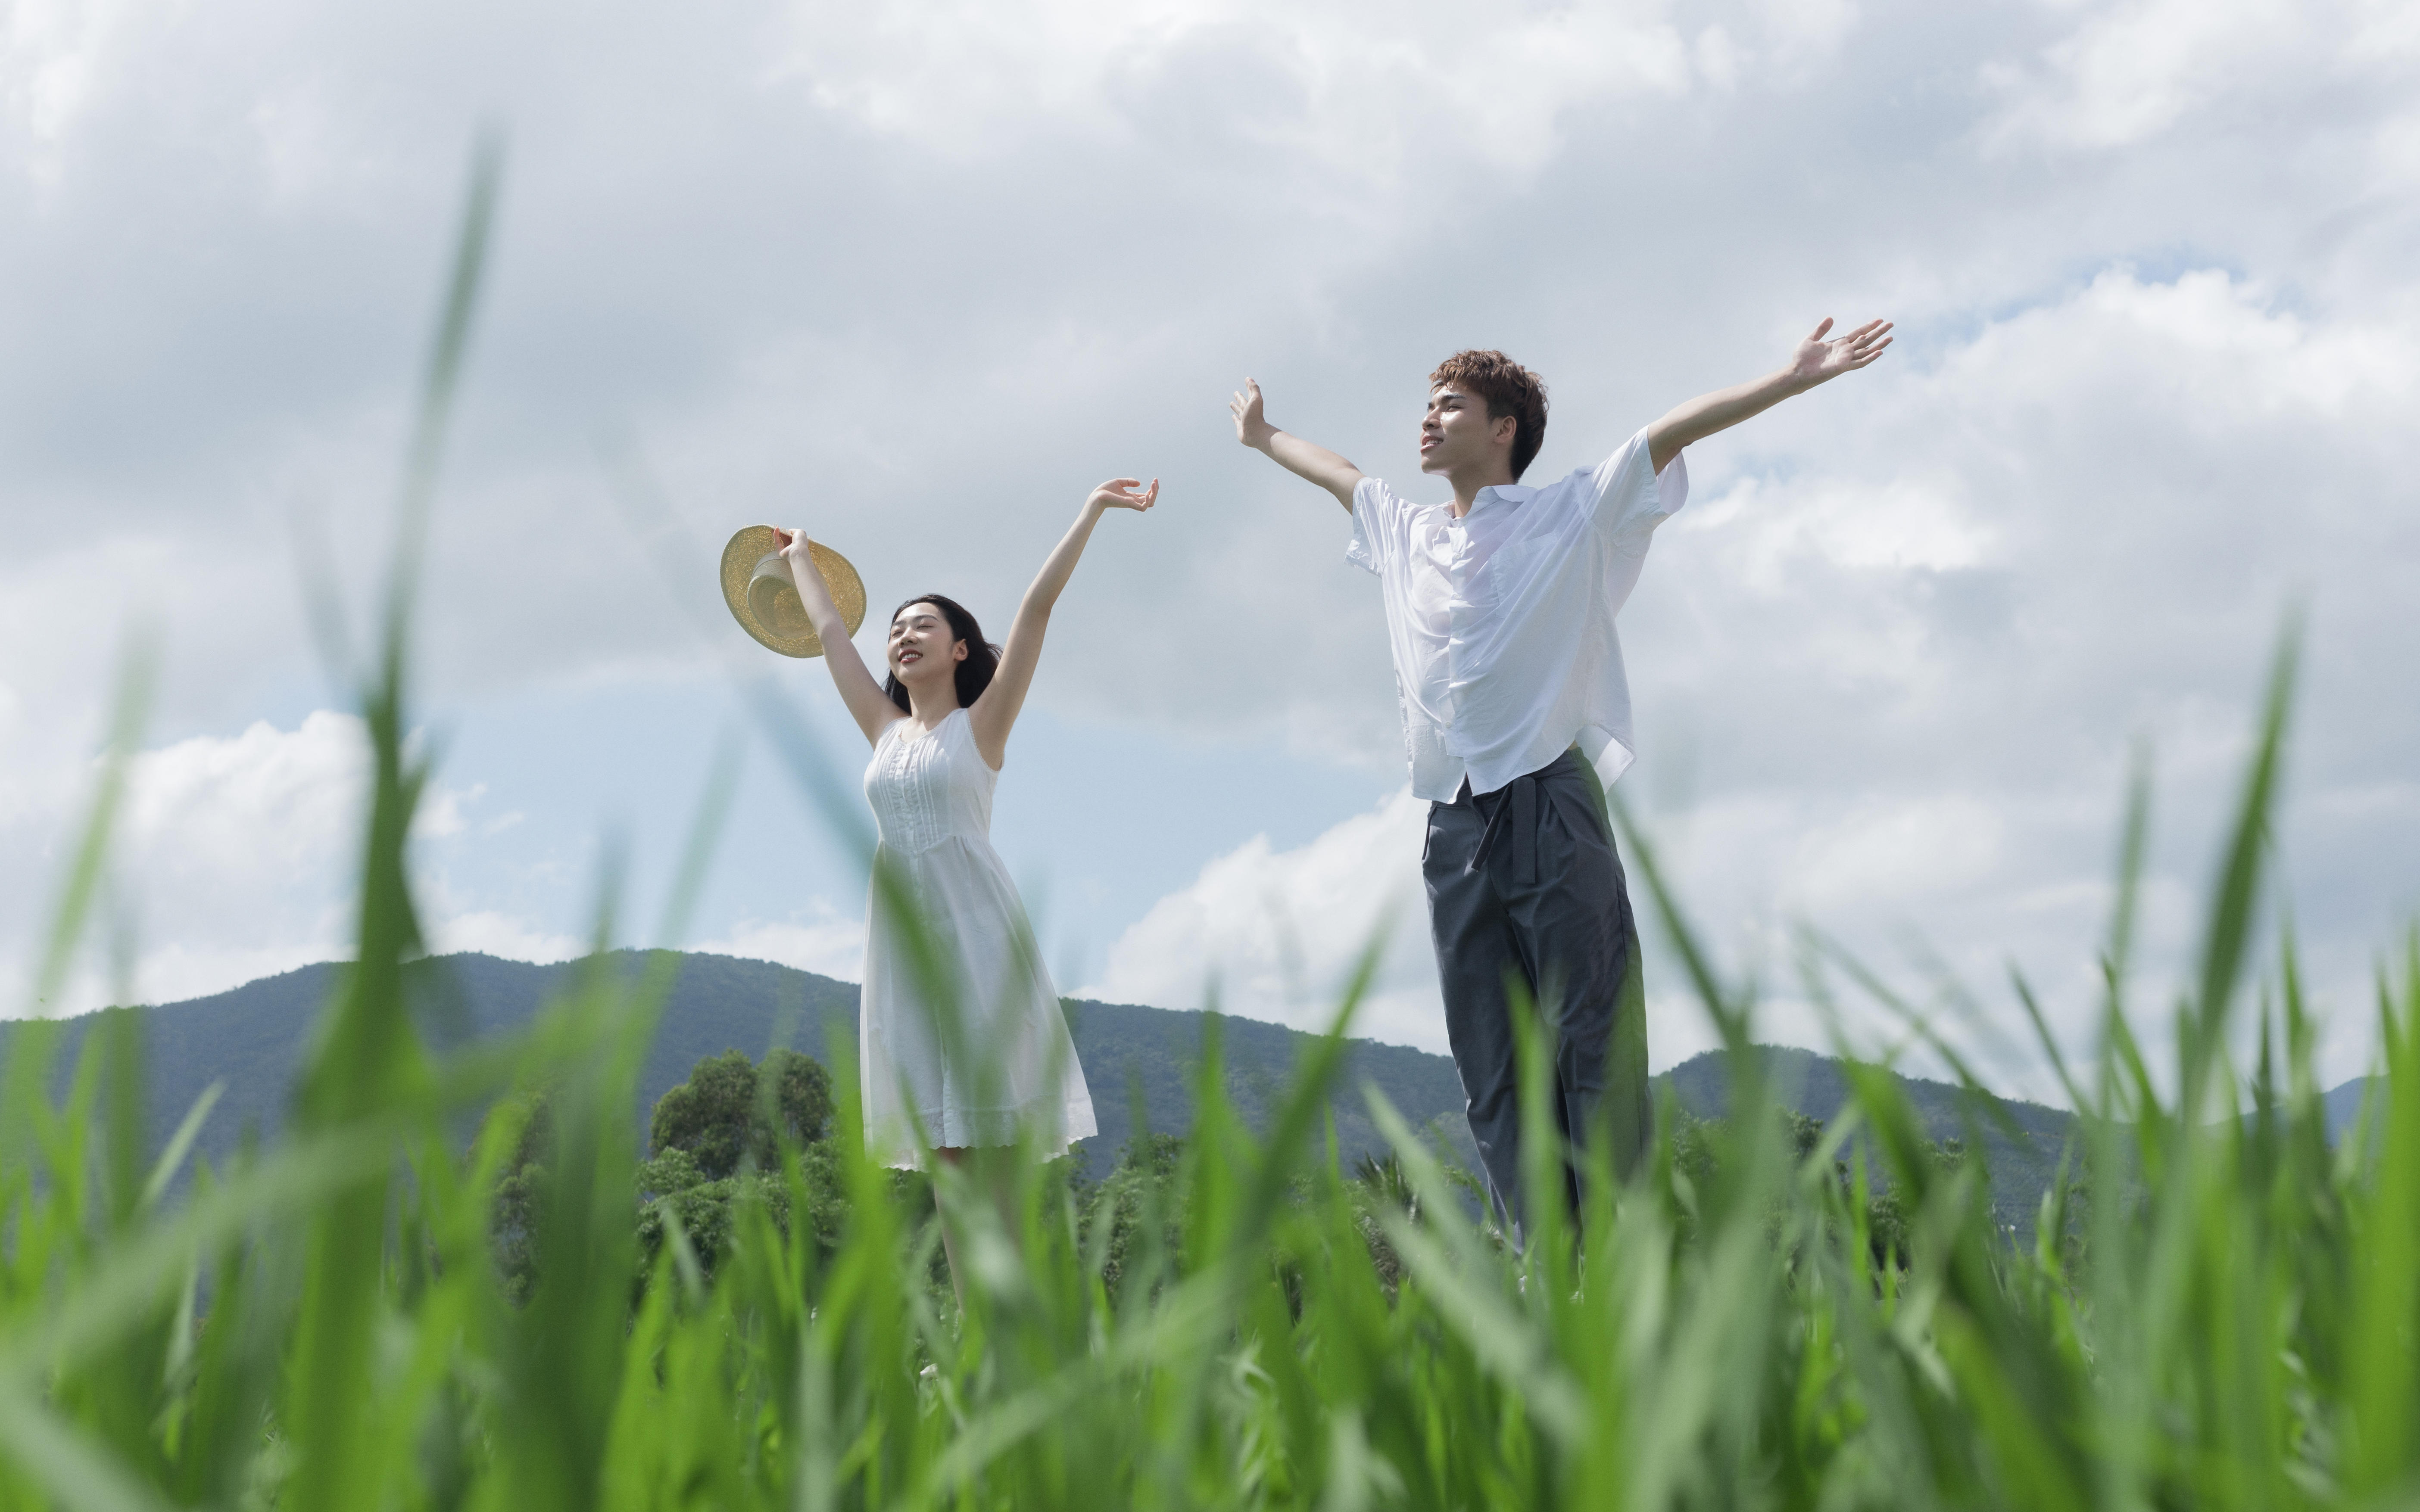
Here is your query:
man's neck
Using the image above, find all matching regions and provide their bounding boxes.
[1446,464,1517,518]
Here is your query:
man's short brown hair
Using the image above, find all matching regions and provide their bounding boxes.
[1430,349,1549,481]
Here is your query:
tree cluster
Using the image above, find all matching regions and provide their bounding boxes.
[491,1046,847,1299]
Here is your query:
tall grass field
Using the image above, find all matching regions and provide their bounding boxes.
[3,161,2416,1512]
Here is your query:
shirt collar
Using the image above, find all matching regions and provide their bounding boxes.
[1466,482,1536,516]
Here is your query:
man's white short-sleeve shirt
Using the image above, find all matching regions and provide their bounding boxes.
[1347,427,1688,802]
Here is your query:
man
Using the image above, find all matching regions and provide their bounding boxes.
[1229,317,1892,1235]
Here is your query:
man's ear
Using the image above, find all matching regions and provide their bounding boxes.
[1493,413,1518,448]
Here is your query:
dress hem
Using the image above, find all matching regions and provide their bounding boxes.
[870,1101,1100,1172]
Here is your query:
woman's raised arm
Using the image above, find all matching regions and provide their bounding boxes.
[776,529,903,746]
[967,477,1157,769]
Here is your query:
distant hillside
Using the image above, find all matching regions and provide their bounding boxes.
[1661,1044,2078,1235]
[15,952,2363,1231]
[0,952,1473,1184]
[2323,1076,2385,1143]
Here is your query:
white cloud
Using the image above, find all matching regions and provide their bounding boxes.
[429,908,582,964]
[10,711,591,1014]
[114,712,369,953]
[0,0,134,154]
[1086,788,1444,1050]
[693,905,868,983]
[117,712,472,898]
[775,0,1696,188]
[1981,0,2420,162]
[1984,0,2301,151]
[1691,473,1996,582]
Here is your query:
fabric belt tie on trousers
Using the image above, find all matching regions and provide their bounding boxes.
[1462,750,1591,886]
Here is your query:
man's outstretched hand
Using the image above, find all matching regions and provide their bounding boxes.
[1787,317,1893,389]
[1230,378,1277,450]
[1228,376,1363,512]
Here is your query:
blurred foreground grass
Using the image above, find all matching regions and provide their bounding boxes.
[3,163,2417,1512]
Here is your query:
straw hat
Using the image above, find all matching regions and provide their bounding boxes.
[720,526,867,658]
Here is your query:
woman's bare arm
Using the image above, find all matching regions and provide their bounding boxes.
[967,477,1158,768]
[775,529,902,746]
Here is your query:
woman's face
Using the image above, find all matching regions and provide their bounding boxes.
[888,602,967,688]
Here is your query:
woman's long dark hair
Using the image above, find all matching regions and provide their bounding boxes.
[883,594,1000,713]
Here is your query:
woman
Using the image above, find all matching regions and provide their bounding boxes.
[774,476,1155,1285]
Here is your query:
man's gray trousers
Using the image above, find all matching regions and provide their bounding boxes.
[1422,747,1650,1236]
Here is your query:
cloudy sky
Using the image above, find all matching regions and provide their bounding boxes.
[4,0,2415,1102]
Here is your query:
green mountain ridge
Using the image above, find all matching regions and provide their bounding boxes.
[0,951,1474,1186]
[11,948,2330,1229]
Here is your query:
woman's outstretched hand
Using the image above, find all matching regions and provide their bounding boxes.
[771,526,812,559]
[1087,477,1159,514]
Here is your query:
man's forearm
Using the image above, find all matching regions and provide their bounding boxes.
[1646,369,1809,473]
[1646,317,1895,471]
[1254,429,1363,513]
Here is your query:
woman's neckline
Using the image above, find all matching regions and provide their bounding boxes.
[895,705,965,745]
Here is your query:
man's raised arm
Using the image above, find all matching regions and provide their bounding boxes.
[1645,317,1893,473]
[1231,378,1363,513]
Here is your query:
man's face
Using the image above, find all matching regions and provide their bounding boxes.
[1419,383,1514,477]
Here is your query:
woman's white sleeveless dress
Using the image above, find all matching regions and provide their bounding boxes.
[858,707,1096,1168]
